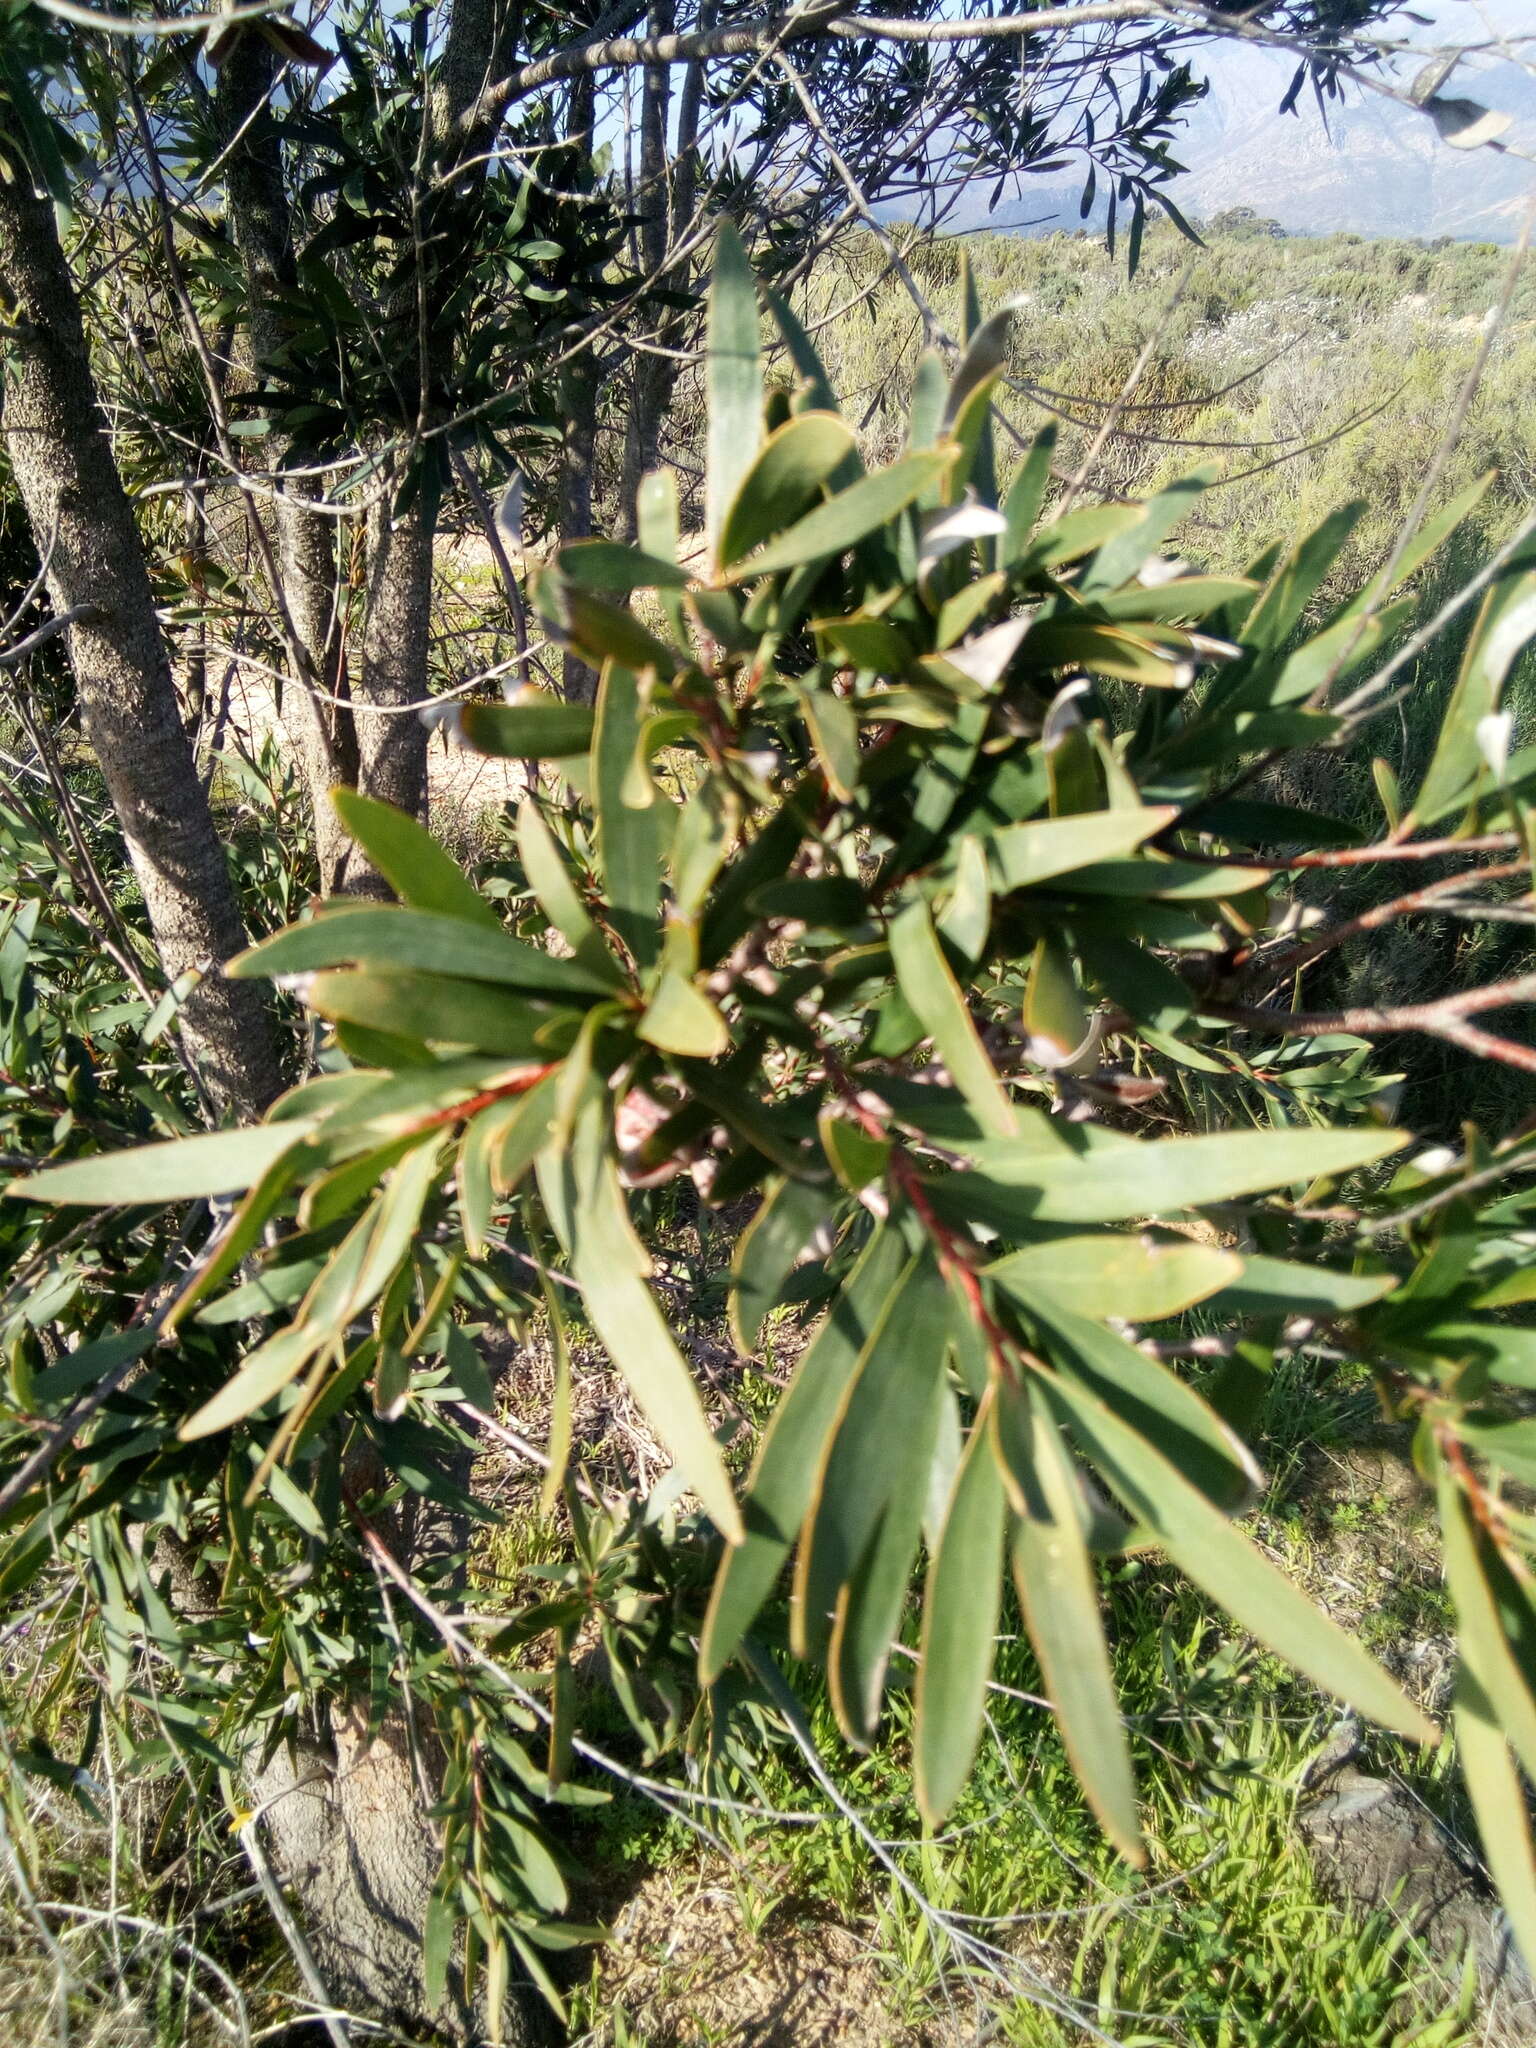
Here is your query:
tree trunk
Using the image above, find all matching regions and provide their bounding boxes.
[214,31,358,893]
[0,174,279,1119]
[253,1716,553,2047]
[153,1533,550,2047]
[355,483,433,837]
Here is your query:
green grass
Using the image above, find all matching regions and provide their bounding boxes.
[554,1344,1476,2046]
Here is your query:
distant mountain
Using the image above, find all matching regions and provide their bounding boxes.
[1168,50,1536,243]
[939,33,1536,246]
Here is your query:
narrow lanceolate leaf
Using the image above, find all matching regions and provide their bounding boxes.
[889,898,1015,1139]
[766,287,842,417]
[594,664,665,970]
[701,1227,907,1682]
[987,1234,1240,1324]
[10,1121,314,1207]
[719,412,859,568]
[554,538,691,593]
[1436,1454,1536,1783]
[178,1324,317,1440]
[515,801,624,988]
[1455,1666,1536,1974]
[960,1123,1408,1226]
[568,1109,741,1541]
[987,807,1176,893]
[730,1174,832,1355]
[459,698,595,759]
[794,1255,951,1660]
[1001,423,1057,567]
[1000,1382,1144,1862]
[706,220,763,569]
[229,905,612,996]
[915,1391,1008,1826]
[724,451,951,583]
[330,789,500,928]
[1027,1292,1260,1513]
[1412,565,1536,826]
[1037,1370,1436,1744]
[302,970,563,1059]
[829,1367,946,1750]
[1198,1253,1394,1321]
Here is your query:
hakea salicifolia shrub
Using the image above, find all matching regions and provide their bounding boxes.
[10,230,1536,2001]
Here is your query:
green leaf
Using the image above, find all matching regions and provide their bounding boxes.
[424,1886,455,2013]
[554,538,690,593]
[889,898,1015,1139]
[701,1227,907,1680]
[637,968,729,1057]
[1020,502,1144,573]
[1240,502,1366,657]
[829,1365,946,1749]
[1022,934,1089,1068]
[231,905,612,996]
[987,1233,1240,1323]
[1027,1292,1260,1512]
[330,790,500,928]
[1454,1666,1536,1975]
[1412,565,1536,826]
[1001,424,1057,567]
[719,412,860,568]
[594,665,665,970]
[179,1324,317,1440]
[1438,1457,1536,1788]
[1065,858,1270,899]
[954,1123,1407,1226]
[767,288,844,420]
[914,1391,1008,1825]
[908,350,947,452]
[942,297,1018,437]
[1198,1254,1394,1321]
[724,452,951,583]
[730,1174,831,1355]
[1038,1370,1435,1744]
[706,221,763,569]
[460,697,595,759]
[514,802,625,988]
[565,1105,741,1540]
[1082,470,1210,596]
[304,970,570,1058]
[1095,576,1257,622]
[801,685,861,802]
[539,576,684,677]
[10,1121,313,1207]
[793,1254,950,1660]
[1460,1418,1536,1489]
[987,807,1177,892]
[1076,931,1192,1032]
[670,777,739,920]
[1000,1382,1144,1861]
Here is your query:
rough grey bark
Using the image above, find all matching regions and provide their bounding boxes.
[356,483,433,834]
[253,1718,553,2048]
[558,64,602,704]
[213,32,357,893]
[153,1533,548,2048]
[0,174,279,1118]
[619,3,700,542]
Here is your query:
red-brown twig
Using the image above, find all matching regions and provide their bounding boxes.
[1206,972,1536,1077]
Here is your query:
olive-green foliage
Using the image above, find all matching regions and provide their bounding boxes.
[8,230,1536,2041]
